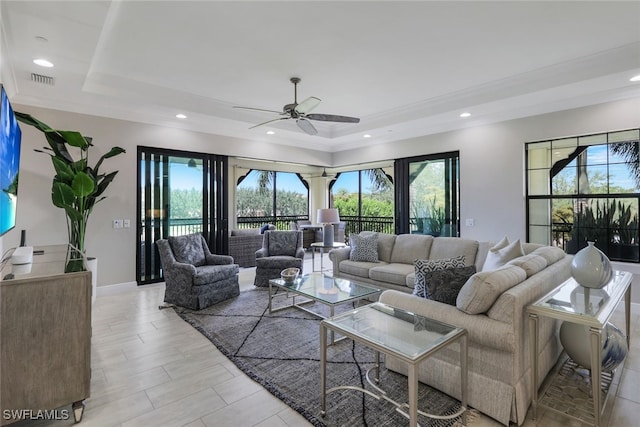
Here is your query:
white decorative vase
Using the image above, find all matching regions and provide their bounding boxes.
[571,242,613,289]
[559,321,627,372]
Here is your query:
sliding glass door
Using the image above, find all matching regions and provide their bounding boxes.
[137,147,228,284]
[395,151,459,236]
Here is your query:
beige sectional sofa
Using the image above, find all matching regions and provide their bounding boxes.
[328,232,571,426]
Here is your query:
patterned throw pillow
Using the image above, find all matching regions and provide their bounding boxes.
[168,233,206,266]
[425,266,477,305]
[413,256,466,298]
[349,233,379,262]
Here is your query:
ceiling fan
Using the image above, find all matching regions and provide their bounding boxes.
[233,77,360,135]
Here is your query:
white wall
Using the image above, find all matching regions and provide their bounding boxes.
[5,97,640,288]
[334,97,640,242]
[6,106,330,286]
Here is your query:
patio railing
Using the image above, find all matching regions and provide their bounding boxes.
[162,215,396,239]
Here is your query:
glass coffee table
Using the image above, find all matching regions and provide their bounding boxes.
[320,302,468,427]
[268,273,381,344]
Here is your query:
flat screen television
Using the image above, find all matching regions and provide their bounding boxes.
[0,84,22,237]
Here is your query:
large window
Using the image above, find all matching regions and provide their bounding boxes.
[330,168,394,237]
[236,170,309,229]
[526,129,640,262]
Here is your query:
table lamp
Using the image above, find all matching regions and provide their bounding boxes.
[317,208,340,246]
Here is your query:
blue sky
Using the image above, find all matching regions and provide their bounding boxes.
[166,164,372,193]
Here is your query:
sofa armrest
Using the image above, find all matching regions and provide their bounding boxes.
[295,247,305,259]
[329,247,351,275]
[379,290,515,352]
[169,262,197,275]
[256,248,268,259]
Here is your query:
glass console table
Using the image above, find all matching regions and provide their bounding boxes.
[320,302,468,427]
[527,271,632,427]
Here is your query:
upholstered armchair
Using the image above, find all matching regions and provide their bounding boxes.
[254,230,305,287]
[156,233,240,309]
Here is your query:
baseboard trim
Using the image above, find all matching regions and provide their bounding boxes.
[95,281,141,296]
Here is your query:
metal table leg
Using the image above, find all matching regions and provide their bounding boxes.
[529,313,539,420]
[590,327,603,427]
[320,323,327,416]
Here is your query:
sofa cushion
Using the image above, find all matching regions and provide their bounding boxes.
[350,233,379,262]
[456,265,527,314]
[406,272,416,288]
[530,246,566,265]
[193,264,239,285]
[423,265,477,305]
[369,263,415,286]
[507,254,548,277]
[429,237,479,266]
[522,242,544,254]
[482,239,524,271]
[339,260,388,278]
[169,233,206,266]
[390,234,433,264]
[413,256,466,298]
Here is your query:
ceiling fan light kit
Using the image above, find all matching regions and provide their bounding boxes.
[234,77,360,135]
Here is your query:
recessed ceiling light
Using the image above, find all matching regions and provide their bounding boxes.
[33,58,53,68]
[630,75,640,82]
[363,134,371,138]
[175,114,187,119]
[459,112,471,118]
[266,130,275,135]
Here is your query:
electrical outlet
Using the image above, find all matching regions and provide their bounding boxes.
[123,219,131,228]
[113,219,123,229]
[465,218,475,227]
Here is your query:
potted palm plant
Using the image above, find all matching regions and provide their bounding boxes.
[15,112,125,282]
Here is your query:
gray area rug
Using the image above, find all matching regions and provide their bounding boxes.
[175,288,467,426]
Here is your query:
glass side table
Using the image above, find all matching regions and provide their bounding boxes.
[527,271,632,427]
[320,302,468,427]
[310,241,346,271]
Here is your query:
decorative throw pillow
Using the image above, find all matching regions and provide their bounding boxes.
[412,255,466,298]
[260,223,270,234]
[482,238,524,271]
[349,233,379,262]
[424,265,477,305]
[168,233,206,266]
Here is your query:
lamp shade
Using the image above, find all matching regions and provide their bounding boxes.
[317,208,340,224]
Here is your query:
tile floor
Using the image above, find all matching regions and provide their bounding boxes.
[10,252,640,426]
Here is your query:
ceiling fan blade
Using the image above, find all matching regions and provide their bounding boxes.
[306,113,360,123]
[249,117,290,129]
[296,118,318,135]
[233,106,284,115]
[295,97,321,114]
